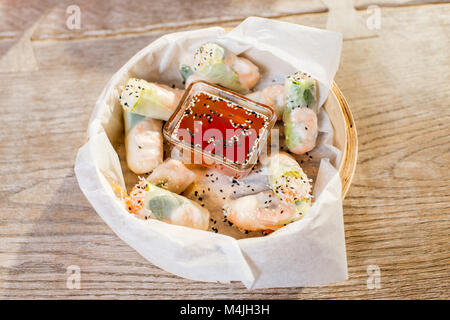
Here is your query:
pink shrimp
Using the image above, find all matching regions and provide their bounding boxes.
[284,107,318,154]
[223,190,302,231]
[229,57,260,91]
[148,159,196,194]
[246,84,285,119]
[125,117,163,174]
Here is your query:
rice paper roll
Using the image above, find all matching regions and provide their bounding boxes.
[284,71,318,113]
[148,159,196,194]
[283,107,318,155]
[124,110,163,174]
[247,70,318,120]
[266,152,312,215]
[125,179,210,230]
[119,78,184,121]
[246,84,285,119]
[180,42,260,94]
[282,72,319,154]
[223,190,302,232]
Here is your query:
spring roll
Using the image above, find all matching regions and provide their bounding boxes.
[283,72,319,154]
[266,152,312,215]
[246,84,285,119]
[223,190,301,231]
[285,72,318,112]
[180,42,260,93]
[148,159,196,194]
[119,78,184,121]
[125,178,210,230]
[124,111,163,174]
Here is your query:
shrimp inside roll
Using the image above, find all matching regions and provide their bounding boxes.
[180,42,260,94]
[125,178,210,230]
[148,159,196,194]
[223,190,302,232]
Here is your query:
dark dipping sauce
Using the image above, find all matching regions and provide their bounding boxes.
[172,91,269,165]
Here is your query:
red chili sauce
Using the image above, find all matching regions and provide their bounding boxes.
[172,92,269,165]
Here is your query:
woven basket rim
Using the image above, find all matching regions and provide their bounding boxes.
[332,82,358,198]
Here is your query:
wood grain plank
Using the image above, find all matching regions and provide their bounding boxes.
[1,0,447,41]
[355,0,449,9]
[0,4,449,299]
[0,0,326,41]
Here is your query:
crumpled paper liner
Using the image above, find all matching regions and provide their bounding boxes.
[75,17,347,289]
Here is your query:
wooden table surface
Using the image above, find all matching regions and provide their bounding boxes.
[0,1,449,299]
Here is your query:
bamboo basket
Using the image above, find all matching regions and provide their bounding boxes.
[325,83,358,198]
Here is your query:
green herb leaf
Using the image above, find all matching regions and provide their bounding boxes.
[148,195,180,220]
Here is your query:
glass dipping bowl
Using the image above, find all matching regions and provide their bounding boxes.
[163,81,277,178]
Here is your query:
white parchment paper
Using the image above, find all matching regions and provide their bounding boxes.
[75,17,347,289]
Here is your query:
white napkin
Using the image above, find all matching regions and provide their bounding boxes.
[75,17,346,289]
